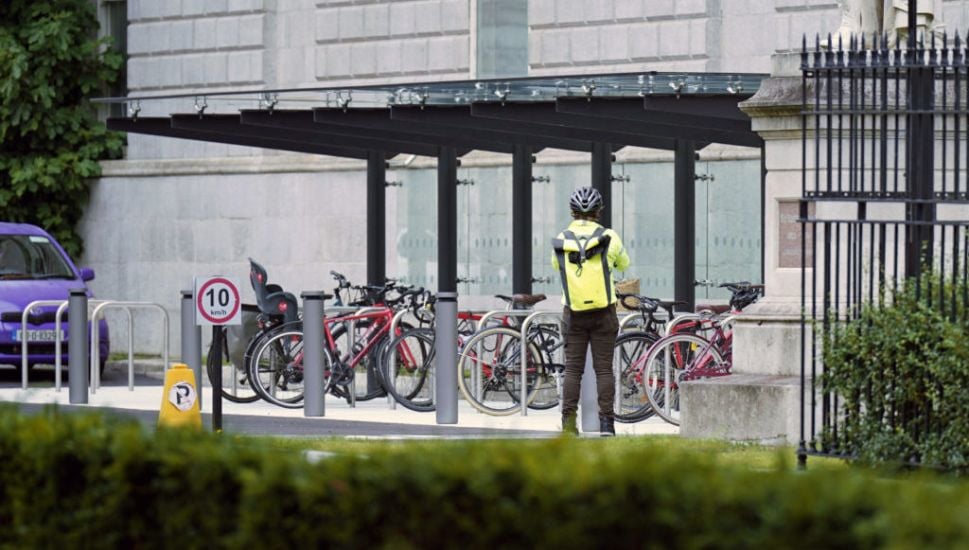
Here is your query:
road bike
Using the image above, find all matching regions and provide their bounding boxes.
[612,293,683,423]
[246,282,424,408]
[455,293,563,416]
[641,282,763,425]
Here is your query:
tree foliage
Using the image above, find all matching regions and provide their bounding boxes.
[0,0,123,257]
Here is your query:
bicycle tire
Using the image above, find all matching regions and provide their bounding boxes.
[520,324,561,410]
[643,333,726,426]
[331,319,388,403]
[248,328,333,409]
[206,326,260,403]
[457,326,544,416]
[613,331,658,423]
[381,327,436,412]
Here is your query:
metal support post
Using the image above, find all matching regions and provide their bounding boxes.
[211,326,223,431]
[591,142,613,228]
[512,144,533,294]
[367,150,387,287]
[302,292,326,417]
[68,289,88,404]
[436,145,459,424]
[674,140,697,311]
[580,350,599,432]
[181,290,202,409]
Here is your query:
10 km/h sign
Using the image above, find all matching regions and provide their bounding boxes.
[194,276,242,326]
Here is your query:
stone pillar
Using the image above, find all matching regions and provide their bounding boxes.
[679,53,810,445]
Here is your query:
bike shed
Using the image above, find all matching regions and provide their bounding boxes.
[99,72,766,424]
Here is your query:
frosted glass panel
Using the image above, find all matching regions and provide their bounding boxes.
[393,158,761,301]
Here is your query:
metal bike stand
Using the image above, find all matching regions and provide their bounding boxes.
[20,299,68,390]
[346,306,388,408]
[665,313,702,334]
[20,299,112,391]
[519,311,563,418]
[90,302,170,392]
[470,309,533,413]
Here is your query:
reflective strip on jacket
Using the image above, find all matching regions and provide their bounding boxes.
[550,220,630,311]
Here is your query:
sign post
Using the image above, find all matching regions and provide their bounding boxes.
[194,276,242,432]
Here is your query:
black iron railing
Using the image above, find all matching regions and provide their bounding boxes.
[799,31,969,468]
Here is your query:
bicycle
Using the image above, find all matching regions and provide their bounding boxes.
[612,293,684,423]
[247,281,423,408]
[455,293,563,416]
[205,258,299,403]
[641,282,763,426]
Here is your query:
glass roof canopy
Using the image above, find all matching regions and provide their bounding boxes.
[93,71,766,113]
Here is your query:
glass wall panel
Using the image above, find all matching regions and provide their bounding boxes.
[393,156,761,304]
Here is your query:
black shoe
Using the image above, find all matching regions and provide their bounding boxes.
[599,415,615,437]
[562,413,578,435]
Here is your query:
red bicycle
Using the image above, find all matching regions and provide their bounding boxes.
[247,286,429,408]
[640,282,763,426]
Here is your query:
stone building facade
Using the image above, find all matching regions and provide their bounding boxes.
[84,0,969,353]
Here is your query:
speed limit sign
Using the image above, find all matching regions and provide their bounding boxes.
[194,276,242,326]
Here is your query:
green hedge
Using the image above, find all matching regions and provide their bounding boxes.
[822,273,969,471]
[1,407,968,549]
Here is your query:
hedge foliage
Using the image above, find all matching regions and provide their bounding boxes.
[822,273,969,471]
[1,407,968,549]
[0,0,123,257]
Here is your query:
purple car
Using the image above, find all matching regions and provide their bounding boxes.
[0,222,109,372]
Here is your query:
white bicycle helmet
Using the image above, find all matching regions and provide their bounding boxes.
[569,186,603,213]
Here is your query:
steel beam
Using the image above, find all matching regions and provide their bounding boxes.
[389,105,589,152]
[313,108,516,154]
[556,96,754,134]
[107,117,373,159]
[469,102,679,150]
[241,109,475,156]
[436,146,459,424]
[474,102,756,147]
[674,141,696,311]
[367,151,386,287]
[512,144,533,294]
[644,95,753,121]
[591,142,613,229]
[171,114,440,157]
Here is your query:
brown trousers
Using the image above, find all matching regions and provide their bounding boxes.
[561,304,618,419]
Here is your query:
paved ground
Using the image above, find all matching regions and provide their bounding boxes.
[0,361,680,439]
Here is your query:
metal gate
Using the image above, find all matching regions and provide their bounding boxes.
[799,31,969,467]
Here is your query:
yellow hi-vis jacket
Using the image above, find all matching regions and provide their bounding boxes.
[551,220,630,312]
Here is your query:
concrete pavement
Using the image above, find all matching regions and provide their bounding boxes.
[0,362,680,438]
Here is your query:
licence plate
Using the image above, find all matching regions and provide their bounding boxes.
[13,330,65,342]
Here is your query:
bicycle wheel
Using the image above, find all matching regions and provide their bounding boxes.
[457,326,543,416]
[520,324,561,410]
[381,327,436,412]
[248,329,332,409]
[206,326,259,403]
[643,333,726,426]
[613,331,658,423]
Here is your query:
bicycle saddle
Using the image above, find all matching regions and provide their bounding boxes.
[655,300,687,312]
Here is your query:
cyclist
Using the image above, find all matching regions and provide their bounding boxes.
[551,186,630,436]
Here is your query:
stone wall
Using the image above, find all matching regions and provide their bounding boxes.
[87,0,969,356]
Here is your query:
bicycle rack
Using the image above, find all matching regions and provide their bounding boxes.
[344,306,386,408]
[20,299,114,391]
[385,307,425,410]
[519,310,565,418]
[467,310,534,412]
[90,302,170,393]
